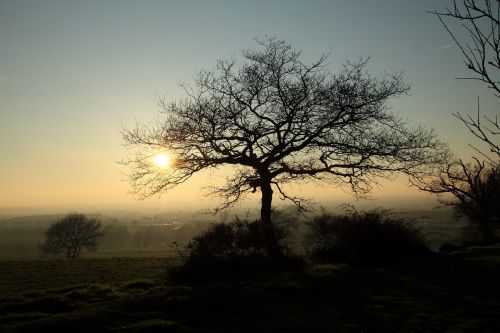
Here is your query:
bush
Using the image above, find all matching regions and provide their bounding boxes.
[305,207,430,265]
[168,217,301,283]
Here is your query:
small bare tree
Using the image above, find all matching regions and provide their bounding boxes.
[123,37,444,256]
[40,213,103,259]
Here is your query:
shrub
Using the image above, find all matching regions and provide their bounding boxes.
[168,217,301,283]
[305,207,430,265]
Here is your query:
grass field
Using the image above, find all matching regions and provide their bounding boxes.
[0,257,173,297]
[1,246,500,332]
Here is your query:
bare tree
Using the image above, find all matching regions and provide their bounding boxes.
[430,0,499,161]
[122,38,444,256]
[418,158,500,243]
[40,213,103,259]
[453,99,499,163]
[414,1,500,243]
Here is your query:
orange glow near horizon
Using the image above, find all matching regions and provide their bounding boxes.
[1,1,495,213]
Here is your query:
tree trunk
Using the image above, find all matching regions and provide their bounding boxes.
[260,176,283,259]
[260,178,273,226]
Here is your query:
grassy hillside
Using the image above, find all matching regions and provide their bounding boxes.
[1,247,500,332]
[0,257,172,297]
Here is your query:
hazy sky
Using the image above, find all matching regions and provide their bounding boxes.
[0,0,497,212]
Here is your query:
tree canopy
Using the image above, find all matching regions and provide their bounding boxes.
[39,213,103,259]
[123,38,444,253]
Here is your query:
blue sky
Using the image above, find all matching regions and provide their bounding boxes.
[0,0,497,212]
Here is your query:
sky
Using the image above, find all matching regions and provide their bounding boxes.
[0,0,498,214]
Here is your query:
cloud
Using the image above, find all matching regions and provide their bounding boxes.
[433,43,454,53]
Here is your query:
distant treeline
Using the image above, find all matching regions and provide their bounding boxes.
[0,215,212,259]
[101,222,209,248]
[0,207,462,260]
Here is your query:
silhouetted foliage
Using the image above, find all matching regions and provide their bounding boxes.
[305,207,429,264]
[420,160,500,243]
[454,163,500,243]
[168,217,301,283]
[123,37,444,257]
[39,213,103,259]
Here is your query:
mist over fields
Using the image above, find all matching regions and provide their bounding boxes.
[0,197,458,260]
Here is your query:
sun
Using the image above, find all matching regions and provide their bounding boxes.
[153,152,170,168]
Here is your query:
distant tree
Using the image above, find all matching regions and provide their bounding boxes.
[40,213,103,259]
[123,37,444,256]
